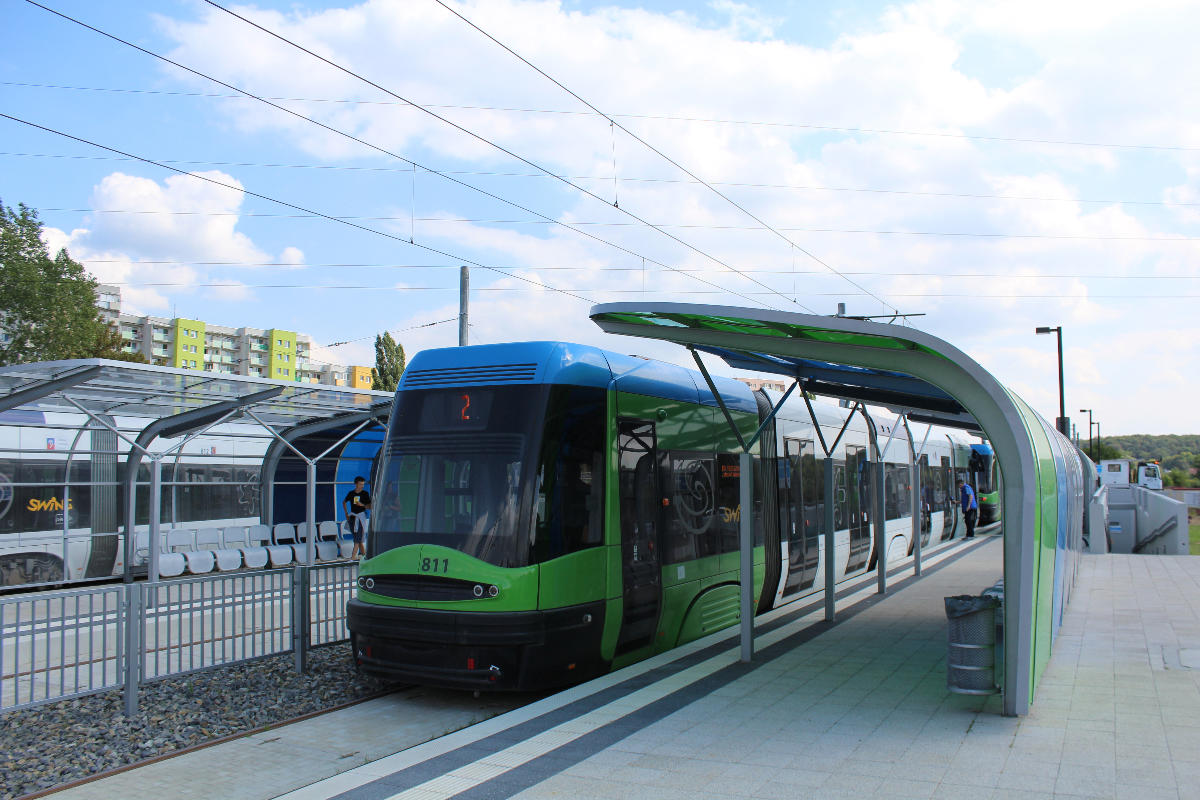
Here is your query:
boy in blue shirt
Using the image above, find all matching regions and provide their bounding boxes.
[958,479,978,538]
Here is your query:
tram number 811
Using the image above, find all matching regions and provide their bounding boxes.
[419,557,450,574]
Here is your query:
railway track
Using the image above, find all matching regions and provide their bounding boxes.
[13,684,407,800]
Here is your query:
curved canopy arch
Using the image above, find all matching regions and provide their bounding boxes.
[591,302,1057,716]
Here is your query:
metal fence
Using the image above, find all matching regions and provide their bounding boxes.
[1,562,357,715]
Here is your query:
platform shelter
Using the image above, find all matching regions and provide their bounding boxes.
[591,302,1084,717]
[0,359,391,584]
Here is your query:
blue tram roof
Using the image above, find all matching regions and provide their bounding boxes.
[400,341,758,414]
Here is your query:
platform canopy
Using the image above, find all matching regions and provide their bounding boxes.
[0,358,386,424]
[0,359,393,581]
[591,302,1045,717]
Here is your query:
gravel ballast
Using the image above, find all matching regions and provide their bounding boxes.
[0,643,390,800]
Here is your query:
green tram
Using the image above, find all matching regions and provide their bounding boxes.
[347,342,992,690]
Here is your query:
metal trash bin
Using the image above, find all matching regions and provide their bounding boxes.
[945,594,1000,695]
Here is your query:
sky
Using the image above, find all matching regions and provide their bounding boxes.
[2,0,1198,436]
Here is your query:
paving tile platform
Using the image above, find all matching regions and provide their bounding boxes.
[46,539,1200,800]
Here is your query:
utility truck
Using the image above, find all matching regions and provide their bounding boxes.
[1099,459,1163,490]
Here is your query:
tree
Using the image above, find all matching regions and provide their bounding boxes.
[1090,441,1127,461]
[0,200,113,366]
[1164,468,1200,489]
[372,331,405,392]
[89,322,148,363]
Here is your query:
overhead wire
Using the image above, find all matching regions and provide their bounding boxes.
[428,0,896,314]
[31,206,1200,243]
[6,79,1196,153]
[73,259,1200,279]
[69,278,1200,299]
[197,0,807,312]
[22,1,777,313]
[323,317,458,348]
[7,149,1194,209]
[0,111,594,305]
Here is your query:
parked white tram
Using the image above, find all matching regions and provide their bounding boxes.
[0,410,267,586]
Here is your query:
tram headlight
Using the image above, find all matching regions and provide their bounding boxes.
[365,577,375,590]
[487,585,499,598]
[473,584,484,597]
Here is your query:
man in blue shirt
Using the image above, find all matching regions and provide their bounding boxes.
[958,479,978,538]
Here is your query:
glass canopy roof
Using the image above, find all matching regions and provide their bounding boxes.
[0,359,392,428]
[591,304,980,430]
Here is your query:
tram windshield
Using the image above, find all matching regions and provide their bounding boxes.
[369,385,605,567]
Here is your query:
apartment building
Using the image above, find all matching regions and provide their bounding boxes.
[102,285,370,386]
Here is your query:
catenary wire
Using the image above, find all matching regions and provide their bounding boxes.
[30,207,1200,243]
[22,1,777,312]
[323,317,457,348]
[198,0,808,313]
[429,0,896,314]
[5,149,1197,209]
[73,279,1200,299]
[5,79,1195,153]
[0,112,599,305]
[76,259,1200,279]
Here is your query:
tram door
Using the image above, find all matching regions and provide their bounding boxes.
[781,438,818,594]
[616,419,662,655]
[917,455,934,548]
[939,456,955,540]
[845,445,870,572]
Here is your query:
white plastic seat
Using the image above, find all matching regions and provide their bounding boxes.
[241,524,271,569]
[221,526,247,549]
[318,520,343,560]
[330,520,355,558]
[293,521,316,563]
[265,544,294,568]
[197,527,240,571]
[167,529,194,553]
[182,549,216,574]
[134,531,151,563]
[268,522,296,567]
[158,552,187,577]
[194,527,222,551]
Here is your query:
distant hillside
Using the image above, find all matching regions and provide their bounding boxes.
[1102,434,1200,472]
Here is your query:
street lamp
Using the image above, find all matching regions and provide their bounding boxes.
[1079,408,1094,459]
[1036,326,1068,435]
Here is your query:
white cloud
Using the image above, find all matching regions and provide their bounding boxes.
[30,0,1197,433]
[41,170,305,314]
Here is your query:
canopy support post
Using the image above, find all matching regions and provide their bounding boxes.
[148,458,162,583]
[739,451,753,662]
[689,346,747,452]
[875,460,887,594]
[824,456,836,621]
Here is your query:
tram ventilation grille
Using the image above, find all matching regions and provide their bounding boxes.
[389,433,523,459]
[365,574,491,602]
[403,363,538,387]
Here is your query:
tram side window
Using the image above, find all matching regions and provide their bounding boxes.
[715,454,742,554]
[618,421,659,568]
[801,451,823,537]
[531,386,606,563]
[171,464,249,524]
[885,464,911,520]
[662,452,717,564]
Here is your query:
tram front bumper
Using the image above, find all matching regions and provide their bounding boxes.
[347,599,608,691]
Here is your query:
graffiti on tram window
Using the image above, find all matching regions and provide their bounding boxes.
[236,470,261,515]
[169,464,262,523]
[670,456,714,534]
[662,453,716,563]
